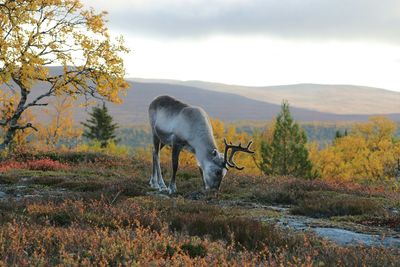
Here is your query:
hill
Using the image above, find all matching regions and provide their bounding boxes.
[131,78,400,115]
[17,79,400,125]
[99,81,400,124]
[105,81,395,124]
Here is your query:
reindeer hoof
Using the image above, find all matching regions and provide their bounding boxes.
[158,181,167,190]
[159,186,168,193]
[168,185,177,194]
[149,180,160,190]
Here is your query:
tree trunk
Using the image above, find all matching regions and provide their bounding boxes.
[0,126,16,151]
[0,78,29,152]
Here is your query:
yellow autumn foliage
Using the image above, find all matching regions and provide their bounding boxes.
[0,0,129,150]
[310,116,400,183]
[33,96,82,150]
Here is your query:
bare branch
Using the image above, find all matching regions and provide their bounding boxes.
[27,102,48,107]
[24,88,53,110]
[11,122,38,132]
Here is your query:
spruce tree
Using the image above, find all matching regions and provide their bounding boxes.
[81,103,118,148]
[334,129,348,140]
[335,130,343,139]
[259,101,314,178]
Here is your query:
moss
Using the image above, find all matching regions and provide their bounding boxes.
[31,177,65,186]
[60,181,106,192]
[4,170,67,178]
[164,245,177,258]
[180,243,207,258]
[177,171,196,181]
[49,211,73,227]
[0,175,19,184]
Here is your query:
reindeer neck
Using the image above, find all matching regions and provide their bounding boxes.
[192,135,218,165]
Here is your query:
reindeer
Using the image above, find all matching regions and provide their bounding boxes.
[148,95,254,193]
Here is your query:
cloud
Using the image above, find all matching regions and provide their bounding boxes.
[83,0,400,43]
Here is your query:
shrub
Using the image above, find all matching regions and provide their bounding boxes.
[26,199,162,231]
[291,193,386,218]
[60,181,106,192]
[0,159,69,172]
[169,212,298,251]
[31,177,65,186]
[246,176,394,206]
[26,159,69,171]
[180,243,207,258]
[48,211,73,227]
[5,151,127,165]
[357,216,400,230]
[164,245,177,258]
[0,161,25,172]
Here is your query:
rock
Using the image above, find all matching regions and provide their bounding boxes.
[313,227,400,248]
[0,191,6,198]
[185,191,206,200]
[274,215,400,248]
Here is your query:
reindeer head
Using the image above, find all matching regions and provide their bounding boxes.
[203,139,254,190]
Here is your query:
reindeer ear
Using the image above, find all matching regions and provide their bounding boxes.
[212,149,218,157]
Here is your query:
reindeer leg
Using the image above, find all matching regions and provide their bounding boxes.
[157,143,167,191]
[150,135,162,189]
[168,143,182,194]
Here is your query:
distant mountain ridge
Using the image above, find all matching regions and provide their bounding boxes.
[84,81,400,124]
[4,68,400,125]
[130,78,400,115]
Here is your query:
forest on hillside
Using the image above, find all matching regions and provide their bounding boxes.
[116,121,400,149]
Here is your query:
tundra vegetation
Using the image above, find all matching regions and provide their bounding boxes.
[0,151,399,266]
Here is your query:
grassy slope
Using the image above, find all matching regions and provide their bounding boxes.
[0,152,399,266]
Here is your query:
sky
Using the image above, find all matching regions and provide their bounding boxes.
[83,0,400,92]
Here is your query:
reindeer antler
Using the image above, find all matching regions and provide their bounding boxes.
[223,138,255,170]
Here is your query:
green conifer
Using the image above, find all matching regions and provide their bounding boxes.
[81,103,118,148]
[259,100,314,178]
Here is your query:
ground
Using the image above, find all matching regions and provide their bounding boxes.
[0,152,399,266]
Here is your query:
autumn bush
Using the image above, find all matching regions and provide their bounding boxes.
[356,215,400,230]
[11,198,162,235]
[0,158,69,172]
[5,150,127,165]
[180,243,208,258]
[169,212,299,251]
[309,116,400,183]
[234,175,393,207]
[291,193,386,218]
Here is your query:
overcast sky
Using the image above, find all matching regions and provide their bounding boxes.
[83,0,400,91]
